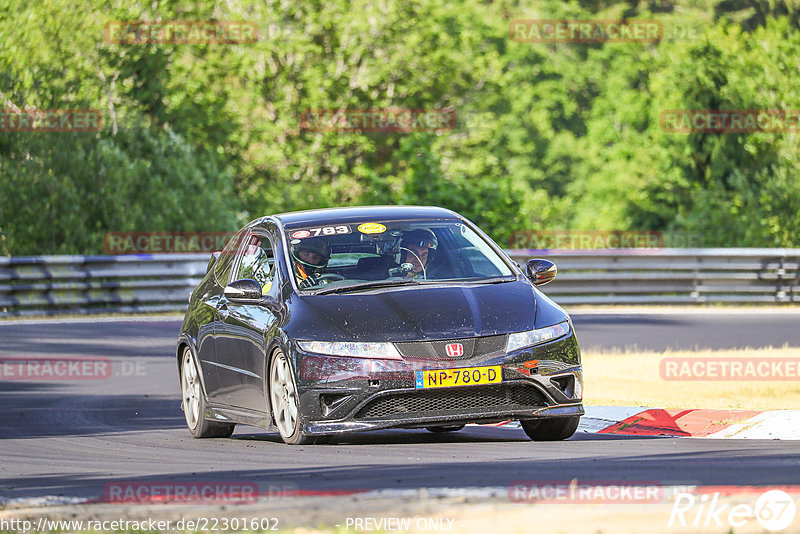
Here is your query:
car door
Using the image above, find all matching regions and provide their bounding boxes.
[195,229,247,402]
[213,229,280,410]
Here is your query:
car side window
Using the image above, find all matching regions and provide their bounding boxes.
[234,233,276,295]
[448,225,510,277]
[214,229,247,287]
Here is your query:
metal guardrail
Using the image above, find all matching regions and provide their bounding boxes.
[1,249,799,316]
[508,248,800,305]
[0,254,211,317]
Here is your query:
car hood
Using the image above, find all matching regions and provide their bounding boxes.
[287,280,538,342]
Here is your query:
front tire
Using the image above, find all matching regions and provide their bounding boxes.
[269,350,316,445]
[180,347,235,438]
[521,417,580,441]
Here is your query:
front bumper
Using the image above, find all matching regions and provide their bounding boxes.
[291,330,584,435]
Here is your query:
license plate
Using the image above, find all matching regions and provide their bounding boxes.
[414,365,502,389]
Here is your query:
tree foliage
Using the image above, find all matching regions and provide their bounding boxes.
[1,0,799,254]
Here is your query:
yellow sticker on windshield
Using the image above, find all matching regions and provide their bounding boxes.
[357,223,386,234]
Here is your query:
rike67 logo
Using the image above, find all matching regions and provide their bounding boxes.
[669,489,797,531]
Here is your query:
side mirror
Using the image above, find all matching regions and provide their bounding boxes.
[223,279,262,302]
[526,259,557,286]
[261,295,282,315]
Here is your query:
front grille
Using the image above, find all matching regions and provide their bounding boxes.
[355,383,547,420]
[395,334,508,360]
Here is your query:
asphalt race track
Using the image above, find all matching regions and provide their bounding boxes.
[572,309,800,352]
[1,311,799,508]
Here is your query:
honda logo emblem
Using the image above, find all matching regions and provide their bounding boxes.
[445,343,464,357]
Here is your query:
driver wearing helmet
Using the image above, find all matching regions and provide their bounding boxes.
[291,237,331,288]
[398,229,438,279]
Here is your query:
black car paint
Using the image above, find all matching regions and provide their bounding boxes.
[287,280,536,342]
[177,206,583,436]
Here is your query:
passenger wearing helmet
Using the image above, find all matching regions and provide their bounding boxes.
[291,237,331,288]
[399,229,438,279]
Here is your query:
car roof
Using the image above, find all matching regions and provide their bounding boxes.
[267,205,462,228]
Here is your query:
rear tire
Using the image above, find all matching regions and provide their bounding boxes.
[425,424,465,433]
[180,347,235,438]
[521,417,580,441]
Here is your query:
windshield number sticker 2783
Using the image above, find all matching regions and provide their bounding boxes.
[292,225,351,239]
[415,365,502,389]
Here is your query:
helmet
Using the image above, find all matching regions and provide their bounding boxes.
[398,229,438,263]
[400,229,438,250]
[292,237,331,270]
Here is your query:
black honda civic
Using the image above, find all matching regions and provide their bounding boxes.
[177,205,583,444]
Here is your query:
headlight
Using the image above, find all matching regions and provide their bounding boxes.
[297,341,402,360]
[506,321,570,352]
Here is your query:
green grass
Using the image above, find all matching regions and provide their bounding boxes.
[583,346,800,410]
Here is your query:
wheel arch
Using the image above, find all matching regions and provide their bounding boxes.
[263,333,292,413]
[176,336,209,400]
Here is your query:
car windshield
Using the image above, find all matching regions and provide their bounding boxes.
[284,219,515,293]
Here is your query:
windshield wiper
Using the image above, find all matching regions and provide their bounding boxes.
[466,275,517,284]
[312,278,420,295]
[416,275,517,285]
[311,275,515,295]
